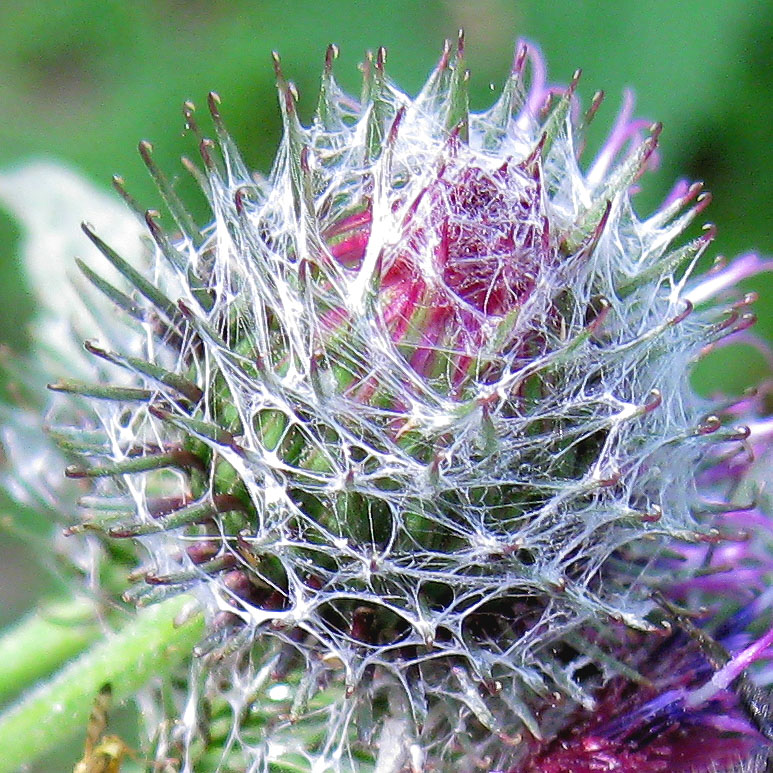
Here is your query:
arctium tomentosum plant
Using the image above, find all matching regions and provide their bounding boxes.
[6,33,773,772]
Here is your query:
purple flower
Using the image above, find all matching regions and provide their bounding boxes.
[518,603,773,772]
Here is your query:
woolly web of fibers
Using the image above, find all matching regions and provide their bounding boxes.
[48,43,738,772]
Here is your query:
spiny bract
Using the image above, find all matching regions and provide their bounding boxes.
[43,35,767,771]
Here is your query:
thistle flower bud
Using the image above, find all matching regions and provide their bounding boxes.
[3,36,772,772]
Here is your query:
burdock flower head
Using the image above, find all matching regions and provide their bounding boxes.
[3,33,772,772]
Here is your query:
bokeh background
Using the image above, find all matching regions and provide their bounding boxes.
[0,0,770,766]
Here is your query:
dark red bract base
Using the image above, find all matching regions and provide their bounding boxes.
[524,726,753,772]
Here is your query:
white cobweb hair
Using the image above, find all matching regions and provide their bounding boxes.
[43,37,756,772]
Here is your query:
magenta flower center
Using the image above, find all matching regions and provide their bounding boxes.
[431,160,546,317]
[323,153,550,381]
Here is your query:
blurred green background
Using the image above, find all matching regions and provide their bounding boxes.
[0,0,770,766]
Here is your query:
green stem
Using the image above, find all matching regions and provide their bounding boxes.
[0,594,203,773]
[0,596,102,705]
